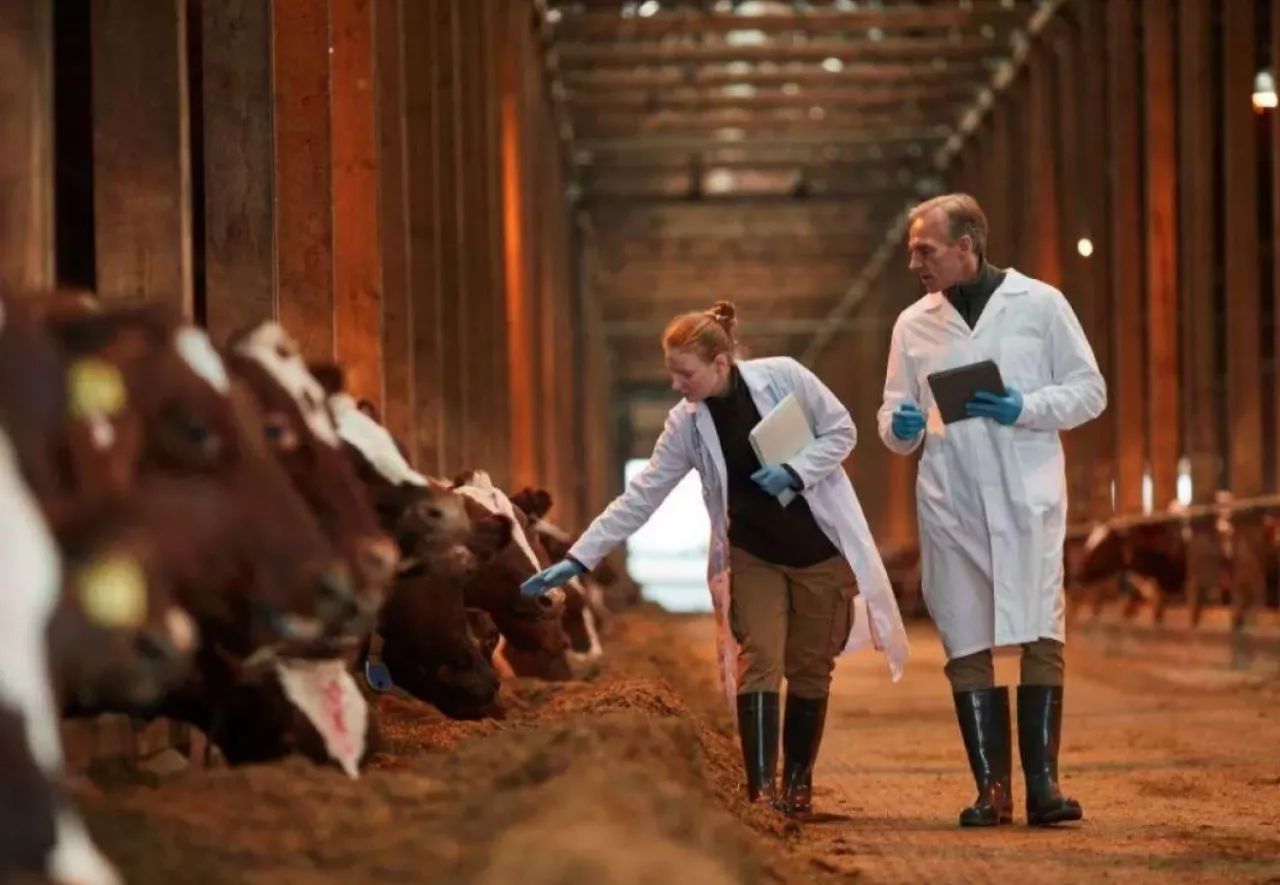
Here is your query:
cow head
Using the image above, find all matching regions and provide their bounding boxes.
[227,323,398,634]
[45,304,351,657]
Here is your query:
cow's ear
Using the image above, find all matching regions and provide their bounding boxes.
[452,469,477,489]
[308,362,345,395]
[510,486,552,520]
[467,513,514,563]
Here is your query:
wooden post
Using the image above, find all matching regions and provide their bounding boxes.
[1273,0,1280,494]
[1221,0,1263,497]
[91,0,192,313]
[200,0,275,343]
[1051,17,1094,522]
[331,0,383,408]
[1143,0,1180,511]
[1105,0,1146,513]
[403,0,444,474]
[373,0,414,446]
[272,0,334,360]
[1177,0,1218,504]
[0,0,54,289]
[1077,0,1114,518]
[483,0,511,489]
[437,0,466,474]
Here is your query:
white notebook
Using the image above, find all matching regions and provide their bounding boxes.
[748,393,814,507]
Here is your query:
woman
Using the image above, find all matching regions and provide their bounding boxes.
[520,301,909,817]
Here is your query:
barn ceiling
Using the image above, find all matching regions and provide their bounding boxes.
[539,0,1063,455]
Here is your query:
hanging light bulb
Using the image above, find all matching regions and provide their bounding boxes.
[1253,69,1277,111]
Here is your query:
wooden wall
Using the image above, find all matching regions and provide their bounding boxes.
[0,0,608,529]
[816,0,1280,539]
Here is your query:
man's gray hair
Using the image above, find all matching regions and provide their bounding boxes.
[908,193,988,256]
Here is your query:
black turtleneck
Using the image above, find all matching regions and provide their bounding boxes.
[704,366,839,568]
[945,260,1007,330]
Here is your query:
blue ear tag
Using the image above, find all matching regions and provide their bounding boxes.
[363,659,394,693]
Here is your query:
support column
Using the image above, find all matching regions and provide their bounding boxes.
[1177,0,1217,504]
[331,0,383,408]
[1273,0,1280,493]
[0,0,54,289]
[1051,16,1093,522]
[1221,0,1263,497]
[1078,0,1114,518]
[200,0,275,343]
[374,0,414,446]
[273,0,334,360]
[458,1,490,474]
[1143,0,1180,511]
[91,0,192,314]
[403,0,444,474]
[437,0,466,474]
[1105,0,1146,513]
[484,0,512,493]
[502,0,536,489]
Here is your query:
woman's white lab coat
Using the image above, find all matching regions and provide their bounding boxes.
[875,270,1107,660]
[568,356,910,715]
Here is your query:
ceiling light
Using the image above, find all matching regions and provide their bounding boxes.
[637,0,660,17]
[821,57,844,73]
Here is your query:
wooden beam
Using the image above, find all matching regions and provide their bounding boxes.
[1222,0,1262,497]
[403,0,444,473]
[503,0,536,489]
[577,130,945,152]
[483,0,511,487]
[1177,0,1216,504]
[565,87,971,112]
[331,0,383,408]
[0,0,53,289]
[438,0,466,472]
[553,4,1024,39]
[200,0,275,343]
[273,0,334,359]
[91,0,192,313]
[1106,0,1146,513]
[1143,0,1180,511]
[374,0,414,445]
[1078,0,1114,518]
[562,64,989,91]
[574,111,938,134]
[1274,0,1280,495]
[555,37,1001,67]
[458,0,486,469]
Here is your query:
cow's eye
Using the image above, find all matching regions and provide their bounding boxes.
[262,413,299,451]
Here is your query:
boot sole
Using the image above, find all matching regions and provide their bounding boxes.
[960,813,1014,828]
[1027,807,1084,826]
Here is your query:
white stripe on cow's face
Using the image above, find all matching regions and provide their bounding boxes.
[174,327,231,394]
[329,393,428,487]
[453,471,541,574]
[233,323,342,447]
[1083,523,1110,553]
[0,430,122,884]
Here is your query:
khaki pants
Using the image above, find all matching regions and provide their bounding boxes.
[943,638,1066,692]
[728,547,857,699]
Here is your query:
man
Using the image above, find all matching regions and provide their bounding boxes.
[876,194,1106,828]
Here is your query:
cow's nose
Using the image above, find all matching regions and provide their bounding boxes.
[314,563,359,623]
[355,535,400,585]
[533,586,566,617]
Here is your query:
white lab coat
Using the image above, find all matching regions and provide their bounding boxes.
[568,356,910,715]
[876,269,1107,659]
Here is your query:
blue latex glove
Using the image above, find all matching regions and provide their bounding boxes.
[751,464,800,496]
[891,402,926,440]
[965,387,1023,426]
[520,558,586,598]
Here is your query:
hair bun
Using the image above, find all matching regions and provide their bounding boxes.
[706,300,737,329]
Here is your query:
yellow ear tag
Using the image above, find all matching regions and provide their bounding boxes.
[67,358,128,420]
[78,553,148,629]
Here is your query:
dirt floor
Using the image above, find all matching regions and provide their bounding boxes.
[70,606,1280,885]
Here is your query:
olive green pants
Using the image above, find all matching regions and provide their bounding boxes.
[728,547,857,699]
[943,638,1066,692]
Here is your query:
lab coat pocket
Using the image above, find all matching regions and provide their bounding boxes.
[998,333,1046,390]
[1012,432,1063,511]
[916,453,959,527]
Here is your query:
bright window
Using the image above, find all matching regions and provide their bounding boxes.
[623,459,713,612]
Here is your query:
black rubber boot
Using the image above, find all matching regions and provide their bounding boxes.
[736,692,780,803]
[953,687,1014,827]
[1017,685,1084,826]
[778,694,828,817]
